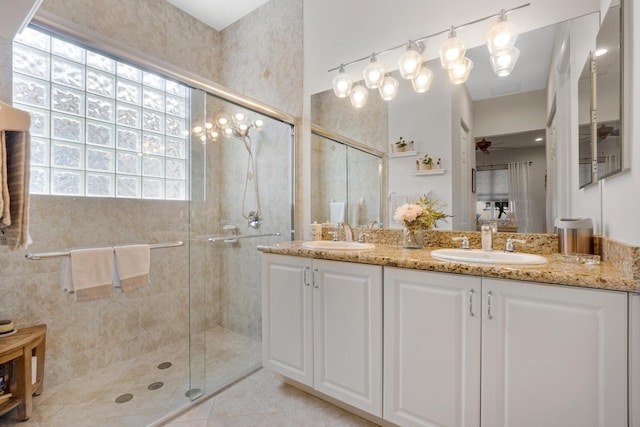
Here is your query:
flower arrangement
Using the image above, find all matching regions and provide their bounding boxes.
[393,195,451,230]
[419,154,433,165]
[395,136,408,148]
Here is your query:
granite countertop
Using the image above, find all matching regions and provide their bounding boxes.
[258,241,640,293]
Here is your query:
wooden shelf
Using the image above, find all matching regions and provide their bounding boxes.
[411,169,446,176]
[0,398,22,418]
[388,150,417,158]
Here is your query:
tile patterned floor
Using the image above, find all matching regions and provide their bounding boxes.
[0,326,261,427]
[162,369,380,427]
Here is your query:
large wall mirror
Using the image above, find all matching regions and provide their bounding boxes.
[310,126,383,227]
[307,0,625,233]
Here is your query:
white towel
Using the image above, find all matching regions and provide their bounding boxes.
[330,201,346,225]
[61,247,114,302]
[113,244,150,292]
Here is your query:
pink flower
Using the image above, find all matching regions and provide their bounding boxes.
[393,203,424,224]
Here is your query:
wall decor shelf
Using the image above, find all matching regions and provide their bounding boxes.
[412,169,446,176]
[389,151,417,158]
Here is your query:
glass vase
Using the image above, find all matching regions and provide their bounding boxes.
[402,226,424,249]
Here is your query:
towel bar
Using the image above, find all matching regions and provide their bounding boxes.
[208,232,281,243]
[25,241,184,260]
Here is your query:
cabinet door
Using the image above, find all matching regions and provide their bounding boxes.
[383,268,481,427]
[482,279,628,427]
[261,254,313,386]
[313,259,383,416]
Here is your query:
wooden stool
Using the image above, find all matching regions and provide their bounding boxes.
[0,325,46,421]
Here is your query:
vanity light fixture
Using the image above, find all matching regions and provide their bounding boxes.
[398,41,424,79]
[412,64,434,93]
[332,65,352,98]
[379,74,400,101]
[328,3,529,105]
[439,27,466,70]
[350,84,369,108]
[490,46,520,77]
[363,54,386,89]
[486,9,519,55]
[449,57,474,84]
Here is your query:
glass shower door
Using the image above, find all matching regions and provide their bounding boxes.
[188,88,294,401]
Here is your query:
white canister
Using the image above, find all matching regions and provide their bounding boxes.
[310,222,322,240]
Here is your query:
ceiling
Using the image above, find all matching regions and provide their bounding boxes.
[165,0,270,31]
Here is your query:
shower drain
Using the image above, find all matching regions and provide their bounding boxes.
[148,382,164,390]
[157,361,172,370]
[115,393,133,404]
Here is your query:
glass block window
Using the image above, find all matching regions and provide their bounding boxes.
[13,27,189,200]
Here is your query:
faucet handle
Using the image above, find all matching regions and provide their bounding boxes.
[357,232,370,243]
[452,236,470,249]
[505,238,526,252]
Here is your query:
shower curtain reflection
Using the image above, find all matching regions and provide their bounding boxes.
[188,89,293,402]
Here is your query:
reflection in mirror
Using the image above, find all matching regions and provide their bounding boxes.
[311,127,382,227]
[310,10,617,234]
[578,53,594,188]
[595,1,622,180]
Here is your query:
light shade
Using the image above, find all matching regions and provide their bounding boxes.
[332,65,352,98]
[412,65,434,93]
[486,11,518,54]
[379,75,399,101]
[448,57,474,84]
[490,47,520,76]
[363,56,385,89]
[349,84,369,108]
[398,42,423,79]
[439,28,466,70]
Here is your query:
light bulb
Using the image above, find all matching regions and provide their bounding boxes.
[193,126,203,134]
[349,84,369,108]
[486,11,518,54]
[439,28,466,70]
[363,55,385,89]
[448,57,474,84]
[216,113,231,128]
[224,128,233,136]
[378,75,399,101]
[332,65,352,98]
[200,135,206,142]
[205,122,213,130]
[234,112,246,123]
[490,47,520,77]
[254,119,264,129]
[412,65,433,93]
[211,131,219,138]
[398,42,423,79]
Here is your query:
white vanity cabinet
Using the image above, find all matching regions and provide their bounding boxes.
[481,278,628,427]
[384,268,628,427]
[262,254,383,416]
[383,267,481,427]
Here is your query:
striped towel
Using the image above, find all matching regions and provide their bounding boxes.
[0,130,31,251]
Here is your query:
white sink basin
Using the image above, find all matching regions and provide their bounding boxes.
[431,248,548,265]
[301,241,375,251]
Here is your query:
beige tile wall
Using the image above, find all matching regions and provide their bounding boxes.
[0,0,303,389]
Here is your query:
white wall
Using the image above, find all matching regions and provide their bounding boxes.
[387,66,454,229]
[474,90,548,137]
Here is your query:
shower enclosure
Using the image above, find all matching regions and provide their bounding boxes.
[186,89,294,405]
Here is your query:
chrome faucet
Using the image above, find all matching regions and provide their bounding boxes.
[481,225,494,251]
[339,222,353,242]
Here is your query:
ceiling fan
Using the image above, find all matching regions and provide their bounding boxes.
[475,137,502,154]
